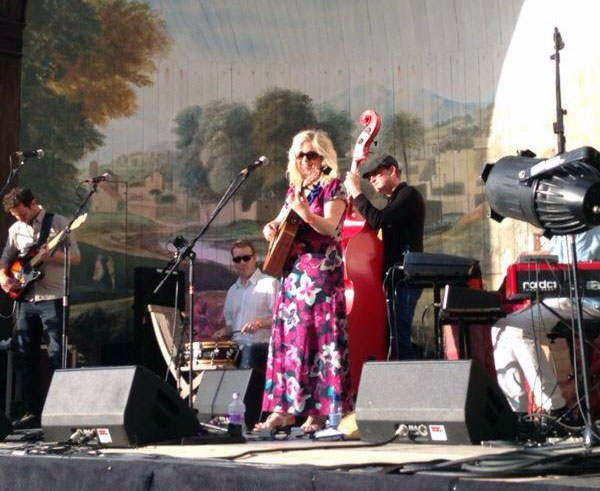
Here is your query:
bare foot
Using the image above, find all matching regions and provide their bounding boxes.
[300,415,326,433]
[254,412,296,431]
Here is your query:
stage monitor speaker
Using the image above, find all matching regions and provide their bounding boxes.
[356,360,516,445]
[194,369,263,429]
[42,365,199,447]
[0,411,11,441]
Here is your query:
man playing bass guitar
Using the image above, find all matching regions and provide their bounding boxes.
[345,154,425,360]
[0,188,80,428]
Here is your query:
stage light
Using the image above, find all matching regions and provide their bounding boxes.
[481,146,600,235]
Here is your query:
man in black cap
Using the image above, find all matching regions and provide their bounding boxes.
[344,154,425,360]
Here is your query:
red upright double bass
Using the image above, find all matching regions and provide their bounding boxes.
[342,110,388,394]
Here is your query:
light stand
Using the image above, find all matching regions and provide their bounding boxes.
[481,28,600,448]
[552,27,594,447]
[153,161,266,408]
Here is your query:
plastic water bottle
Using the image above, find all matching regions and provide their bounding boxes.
[227,392,247,436]
[328,399,342,430]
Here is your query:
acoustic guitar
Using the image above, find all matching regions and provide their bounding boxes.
[262,166,325,278]
[6,213,87,300]
[262,208,302,277]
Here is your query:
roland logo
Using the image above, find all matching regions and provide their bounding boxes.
[522,280,558,292]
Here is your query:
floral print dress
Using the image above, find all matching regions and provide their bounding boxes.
[262,178,353,417]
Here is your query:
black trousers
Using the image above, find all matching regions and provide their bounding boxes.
[238,342,269,373]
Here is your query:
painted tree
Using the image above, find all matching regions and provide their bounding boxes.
[316,105,353,163]
[199,101,253,199]
[19,0,170,212]
[173,102,257,207]
[251,88,317,195]
[173,106,213,200]
[174,90,354,207]
[382,111,425,182]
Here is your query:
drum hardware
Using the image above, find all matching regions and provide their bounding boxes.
[181,341,239,371]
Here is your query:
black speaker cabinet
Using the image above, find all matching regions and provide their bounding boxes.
[42,366,199,447]
[356,360,516,444]
[194,369,264,428]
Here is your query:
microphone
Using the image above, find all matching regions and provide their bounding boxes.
[14,149,44,160]
[240,156,269,175]
[84,172,110,183]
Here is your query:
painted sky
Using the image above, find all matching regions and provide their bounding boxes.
[84,0,523,168]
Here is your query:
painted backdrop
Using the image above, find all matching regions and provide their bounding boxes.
[18,0,533,363]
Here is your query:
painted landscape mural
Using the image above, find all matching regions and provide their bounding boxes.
[17,0,530,364]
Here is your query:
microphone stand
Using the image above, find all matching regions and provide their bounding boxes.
[551,27,595,448]
[0,154,30,198]
[153,165,261,408]
[0,155,25,417]
[57,181,100,369]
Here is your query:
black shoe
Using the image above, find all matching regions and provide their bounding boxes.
[12,412,40,430]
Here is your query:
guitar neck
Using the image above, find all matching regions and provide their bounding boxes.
[29,230,65,267]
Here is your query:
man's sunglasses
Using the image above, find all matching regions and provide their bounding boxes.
[232,254,254,263]
[296,151,321,161]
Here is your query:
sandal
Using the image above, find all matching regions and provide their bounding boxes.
[253,412,296,431]
[300,415,326,433]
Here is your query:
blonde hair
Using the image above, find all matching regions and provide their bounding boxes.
[286,130,338,188]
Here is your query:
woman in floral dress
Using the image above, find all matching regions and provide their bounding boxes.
[257,129,352,433]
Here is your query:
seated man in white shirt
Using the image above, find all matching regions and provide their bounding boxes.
[213,240,277,371]
[492,227,600,419]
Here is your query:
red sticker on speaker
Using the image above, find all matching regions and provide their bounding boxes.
[428,424,447,441]
[97,428,113,444]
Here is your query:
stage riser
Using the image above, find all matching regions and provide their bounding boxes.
[0,453,586,491]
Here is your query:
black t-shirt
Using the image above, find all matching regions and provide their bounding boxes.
[353,182,425,274]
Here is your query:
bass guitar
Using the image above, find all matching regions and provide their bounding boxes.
[6,213,87,300]
[342,110,388,394]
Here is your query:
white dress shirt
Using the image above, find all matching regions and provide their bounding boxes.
[223,268,277,345]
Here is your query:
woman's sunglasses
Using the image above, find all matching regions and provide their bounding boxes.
[296,151,321,161]
[232,254,254,263]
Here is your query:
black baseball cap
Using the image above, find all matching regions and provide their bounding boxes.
[361,154,399,178]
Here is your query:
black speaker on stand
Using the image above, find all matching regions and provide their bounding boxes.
[356,360,516,444]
